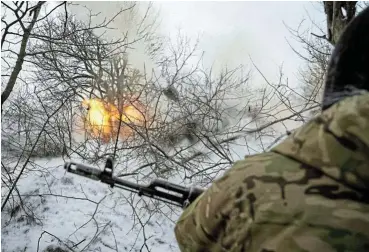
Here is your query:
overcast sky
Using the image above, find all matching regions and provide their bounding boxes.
[156,1,326,87]
[70,1,327,89]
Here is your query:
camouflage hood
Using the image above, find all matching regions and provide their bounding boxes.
[273,5,369,194]
[272,92,369,193]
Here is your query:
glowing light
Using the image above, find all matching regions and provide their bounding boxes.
[82,98,145,142]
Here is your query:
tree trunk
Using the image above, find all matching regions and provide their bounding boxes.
[324,1,357,45]
[1,2,44,107]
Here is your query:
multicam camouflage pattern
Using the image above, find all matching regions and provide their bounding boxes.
[175,5,369,252]
[175,92,369,252]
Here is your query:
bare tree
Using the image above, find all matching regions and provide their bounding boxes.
[1,3,161,247]
[1,1,49,106]
[284,1,361,116]
[1,2,182,251]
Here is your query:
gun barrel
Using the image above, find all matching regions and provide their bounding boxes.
[64,162,143,191]
[64,162,102,180]
[150,179,191,194]
[64,161,205,208]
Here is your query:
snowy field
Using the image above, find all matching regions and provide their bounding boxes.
[2,156,183,252]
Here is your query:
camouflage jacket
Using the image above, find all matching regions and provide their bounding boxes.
[175,92,369,252]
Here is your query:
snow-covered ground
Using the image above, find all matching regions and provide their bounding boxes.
[1,156,184,252]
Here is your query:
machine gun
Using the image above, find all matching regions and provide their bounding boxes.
[64,157,204,208]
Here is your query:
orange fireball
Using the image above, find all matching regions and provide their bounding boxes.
[82,98,145,142]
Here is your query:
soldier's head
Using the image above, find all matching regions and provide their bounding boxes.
[322,6,369,110]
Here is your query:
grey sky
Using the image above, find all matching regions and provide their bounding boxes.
[70,1,326,89]
[156,1,326,87]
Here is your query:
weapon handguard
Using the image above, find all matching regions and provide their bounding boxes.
[64,158,204,208]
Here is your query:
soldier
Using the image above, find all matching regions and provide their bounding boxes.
[174,6,369,252]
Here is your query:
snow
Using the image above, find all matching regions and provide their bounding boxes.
[1,157,183,252]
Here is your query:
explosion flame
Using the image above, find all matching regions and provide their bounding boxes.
[82,98,145,142]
